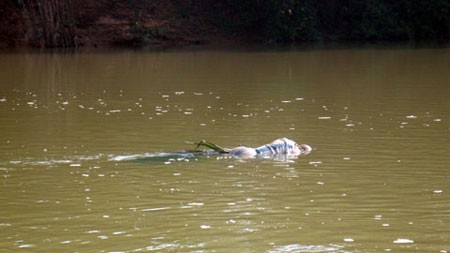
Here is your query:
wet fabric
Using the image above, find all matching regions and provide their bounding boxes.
[229,138,311,158]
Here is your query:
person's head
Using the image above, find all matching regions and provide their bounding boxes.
[297,144,312,154]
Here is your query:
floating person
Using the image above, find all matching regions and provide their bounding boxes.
[193,137,312,159]
[112,138,311,163]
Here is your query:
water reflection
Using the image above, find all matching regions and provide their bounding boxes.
[1,45,449,252]
[267,244,348,253]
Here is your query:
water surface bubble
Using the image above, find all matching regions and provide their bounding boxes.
[187,202,204,206]
[146,243,179,251]
[226,219,236,224]
[141,207,171,212]
[393,238,414,244]
[18,244,34,248]
[268,244,343,253]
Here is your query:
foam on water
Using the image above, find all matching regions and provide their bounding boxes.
[109,153,157,162]
[4,155,106,167]
[2,151,202,168]
[108,152,199,162]
[267,244,350,253]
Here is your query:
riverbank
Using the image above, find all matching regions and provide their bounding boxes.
[1,0,448,48]
[0,1,229,48]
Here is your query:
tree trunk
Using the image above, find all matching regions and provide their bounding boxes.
[19,0,78,48]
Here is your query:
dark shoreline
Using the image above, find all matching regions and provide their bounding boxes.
[1,0,448,49]
[2,40,449,53]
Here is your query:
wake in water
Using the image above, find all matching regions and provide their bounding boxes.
[109,150,221,163]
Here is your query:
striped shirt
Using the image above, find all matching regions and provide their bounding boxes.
[229,138,311,158]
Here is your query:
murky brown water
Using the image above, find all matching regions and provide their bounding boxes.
[1,45,449,252]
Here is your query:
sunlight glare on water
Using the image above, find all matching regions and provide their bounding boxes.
[0,45,449,253]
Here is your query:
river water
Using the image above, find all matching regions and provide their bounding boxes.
[0,44,449,253]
